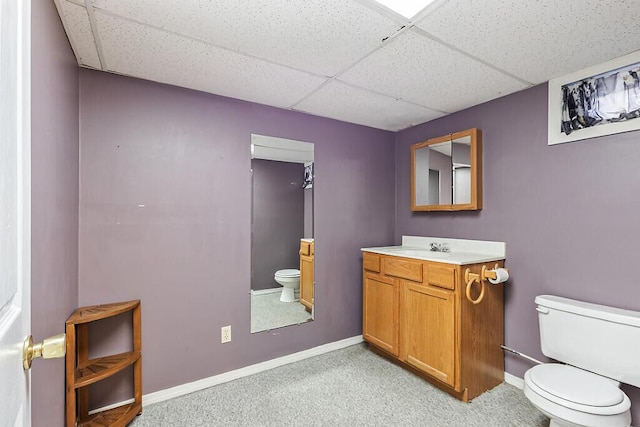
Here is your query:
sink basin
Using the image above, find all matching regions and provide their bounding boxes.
[387,248,451,258]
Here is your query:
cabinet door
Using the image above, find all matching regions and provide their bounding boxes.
[363,273,399,356]
[299,255,314,312]
[402,282,456,387]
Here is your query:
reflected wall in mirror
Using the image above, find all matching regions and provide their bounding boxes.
[411,128,482,211]
[250,134,314,333]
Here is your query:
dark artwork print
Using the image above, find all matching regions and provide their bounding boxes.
[561,63,640,135]
[303,164,313,189]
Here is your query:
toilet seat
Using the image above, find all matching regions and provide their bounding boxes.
[525,364,630,416]
[275,269,300,278]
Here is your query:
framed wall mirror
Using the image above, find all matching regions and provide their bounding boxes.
[411,128,482,211]
[250,134,315,333]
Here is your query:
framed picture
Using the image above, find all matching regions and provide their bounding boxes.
[548,50,640,145]
[303,163,313,189]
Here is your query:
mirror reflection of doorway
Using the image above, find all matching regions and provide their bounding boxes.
[453,166,471,204]
[428,169,440,205]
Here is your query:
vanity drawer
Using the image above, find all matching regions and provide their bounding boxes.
[384,258,423,282]
[427,264,456,290]
[363,253,381,273]
[300,241,312,256]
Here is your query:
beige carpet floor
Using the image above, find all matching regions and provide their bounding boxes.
[131,343,547,426]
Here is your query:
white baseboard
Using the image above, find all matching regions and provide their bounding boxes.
[250,288,281,296]
[504,372,524,390]
[142,335,364,407]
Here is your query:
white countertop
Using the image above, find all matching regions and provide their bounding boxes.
[361,236,505,265]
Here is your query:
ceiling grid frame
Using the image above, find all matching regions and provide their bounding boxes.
[89,6,333,82]
[52,0,640,131]
[289,24,414,111]
[409,26,534,86]
[82,0,107,70]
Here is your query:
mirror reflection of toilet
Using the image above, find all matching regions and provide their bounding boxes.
[274,269,300,302]
[524,295,640,427]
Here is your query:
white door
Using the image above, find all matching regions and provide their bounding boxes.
[0,0,31,425]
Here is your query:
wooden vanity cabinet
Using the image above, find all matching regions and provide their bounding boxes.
[299,240,314,312]
[403,282,456,387]
[362,252,504,402]
[363,272,399,356]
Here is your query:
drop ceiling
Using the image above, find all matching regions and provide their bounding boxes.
[54,0,640,131]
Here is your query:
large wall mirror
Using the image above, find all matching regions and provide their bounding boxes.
[411,128,482,211]
[250,134,314,333]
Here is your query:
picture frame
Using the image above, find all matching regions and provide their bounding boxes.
[303,163,313,189]
[548,50,640,145]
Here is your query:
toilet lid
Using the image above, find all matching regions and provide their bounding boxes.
[275,269,299,277]
[528,364,625,408]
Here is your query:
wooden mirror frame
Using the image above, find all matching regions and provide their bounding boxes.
[411,128,482,211]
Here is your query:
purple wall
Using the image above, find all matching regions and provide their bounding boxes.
[395,83,640,422]
[251,159,305,290]
[30,1,79,425]
[78,69,396,396]
[35,11,640,419]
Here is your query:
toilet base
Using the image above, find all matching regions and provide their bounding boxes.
[280,287,299,303]
[549,418,585,427]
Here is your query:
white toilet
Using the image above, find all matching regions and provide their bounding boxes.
[523,295,640,427]
[274,269,300,302]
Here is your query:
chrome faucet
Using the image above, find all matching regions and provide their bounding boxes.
[429,242,450,253]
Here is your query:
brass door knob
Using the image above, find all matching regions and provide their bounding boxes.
[23,333,66,370]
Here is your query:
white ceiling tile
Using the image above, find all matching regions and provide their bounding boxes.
[339,30,528,113]
[95,13,327,109]
[55,1,640,131]
[415,0,640,83]
[90,0,401,77]
[295,81,446,131]
[54,0,101,69]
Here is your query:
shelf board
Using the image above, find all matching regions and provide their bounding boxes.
[66,300,140,325]
[74,351,141,389]
[77,401,141,427]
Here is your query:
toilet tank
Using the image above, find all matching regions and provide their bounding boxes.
[536,295,640,388]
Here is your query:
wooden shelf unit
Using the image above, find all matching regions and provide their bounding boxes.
[66,300,142,427]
